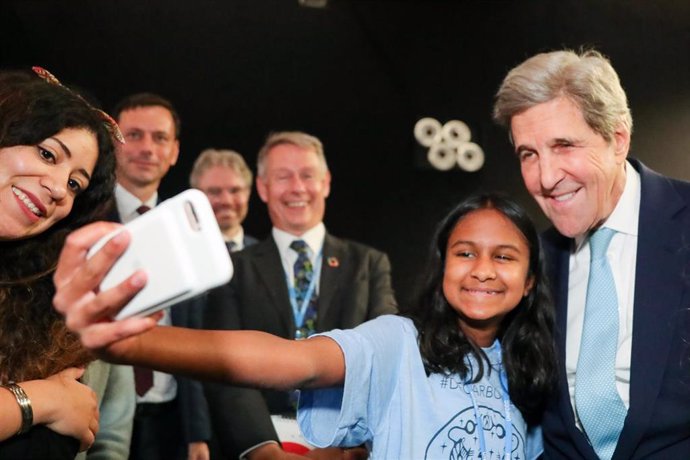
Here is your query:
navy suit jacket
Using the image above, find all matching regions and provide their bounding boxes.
[107,202,212,444]
[541,159,690,459]
[202,233,398,457]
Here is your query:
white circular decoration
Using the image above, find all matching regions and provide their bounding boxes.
[414,117,443,147]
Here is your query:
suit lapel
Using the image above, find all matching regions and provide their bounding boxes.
[317,234,344,331]
[243,235,258,248]
[616,160,688,458]
[250,238,295,335]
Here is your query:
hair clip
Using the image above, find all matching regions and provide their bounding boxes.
[95,109,125,144]
[32,66,125,144]
[32,66,61,85]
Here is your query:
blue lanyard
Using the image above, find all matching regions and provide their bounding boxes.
[286,251,322,329]
[464,354,513,459]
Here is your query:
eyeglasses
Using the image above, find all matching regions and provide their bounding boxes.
[203,186,250,197]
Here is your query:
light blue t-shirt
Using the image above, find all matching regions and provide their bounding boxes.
[298,315,542,459]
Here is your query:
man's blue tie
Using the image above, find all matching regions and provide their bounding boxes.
[288,240,318,409]
[575,227,627,460]
[290,240,318,339]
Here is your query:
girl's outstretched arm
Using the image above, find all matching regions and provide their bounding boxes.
[54,222,346,391]
[109,326,346,390]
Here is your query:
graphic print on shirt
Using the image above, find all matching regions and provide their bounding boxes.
[424,375,525,460]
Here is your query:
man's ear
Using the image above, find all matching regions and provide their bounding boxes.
[612,123,630,164]
[256,176,269,203]
[169,140,180,167]
[322,170,332,199]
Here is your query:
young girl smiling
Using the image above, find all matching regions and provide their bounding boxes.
[55,192,557,459]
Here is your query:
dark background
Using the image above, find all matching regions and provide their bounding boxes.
[2,0,689,308]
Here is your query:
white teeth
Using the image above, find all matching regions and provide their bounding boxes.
[287,201,307,208]
[466,289,498,295]
[554,192,575,202]
[12,186,42,216]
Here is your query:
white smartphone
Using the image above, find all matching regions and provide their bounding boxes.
[88,189,233,319]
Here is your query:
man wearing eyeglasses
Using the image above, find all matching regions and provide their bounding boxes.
[190,148,258,252]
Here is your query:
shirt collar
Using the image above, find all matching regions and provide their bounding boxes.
[272,222,326,256]
[226,226,245,248]
[115,183,158,223]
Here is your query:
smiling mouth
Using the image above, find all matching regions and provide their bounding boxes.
[131,159,158,167]
[463,288,502,295]
[286,201,307,208]
[12,186,44,217]
[547,188,579,203]
[553,192,575,202]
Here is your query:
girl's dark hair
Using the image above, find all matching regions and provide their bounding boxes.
[0,69,116,382]
[403,192,556,423]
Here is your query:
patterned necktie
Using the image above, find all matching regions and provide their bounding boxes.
[289,240,318,339]
[575,228,627,460]
[133,203,154,396]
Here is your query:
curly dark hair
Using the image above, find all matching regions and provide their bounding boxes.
[0,69,116,382]
[403,192,557,424]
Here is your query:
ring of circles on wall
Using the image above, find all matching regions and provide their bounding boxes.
[414,117,485,172]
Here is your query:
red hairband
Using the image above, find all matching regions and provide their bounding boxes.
[32,66,125,145]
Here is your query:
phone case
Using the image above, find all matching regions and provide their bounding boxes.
[88,189,233,319]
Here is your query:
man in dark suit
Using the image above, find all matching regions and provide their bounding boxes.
[203,131,398,460]
[493,49,690,459]
[190,148,258,251]
[110,93,212,460]
[189,150,257,458]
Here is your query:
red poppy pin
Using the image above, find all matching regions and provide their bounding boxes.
[327,256,339,268]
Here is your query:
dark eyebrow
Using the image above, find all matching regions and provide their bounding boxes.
[448,240,475,249]
[51,136,72,158]
[514,144,533,154]
[496,243,524,253]
[449,240,524,253]
[79,168,92,182]
[552,137,578,146]
[50,136,92,182]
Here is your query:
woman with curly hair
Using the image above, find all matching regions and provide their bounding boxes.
[0,68,118,458]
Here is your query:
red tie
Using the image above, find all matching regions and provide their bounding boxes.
[136,204,151,215]
[133,203,154,396]
[134,366,154,396]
